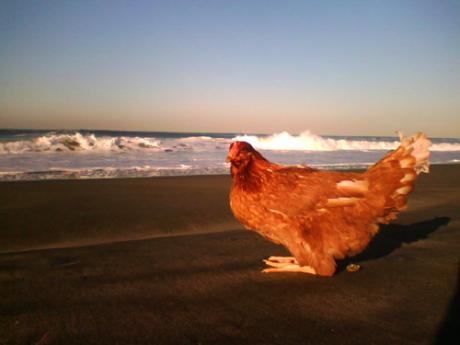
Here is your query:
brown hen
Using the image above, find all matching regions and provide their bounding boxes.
[227,133,430,276]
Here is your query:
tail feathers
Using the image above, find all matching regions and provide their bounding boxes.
[397,131,431,174]
[367,132,431,224]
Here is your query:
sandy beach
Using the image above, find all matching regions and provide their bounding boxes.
[0,165,459,344]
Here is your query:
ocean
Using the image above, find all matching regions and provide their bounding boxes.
[0,129,459,181]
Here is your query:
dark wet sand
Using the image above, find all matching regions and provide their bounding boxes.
[0,165,459,344]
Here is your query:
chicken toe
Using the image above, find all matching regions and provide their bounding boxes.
[262,263,316,275]
[265,256,298,264]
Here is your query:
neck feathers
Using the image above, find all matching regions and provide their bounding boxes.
[233,153,271,192]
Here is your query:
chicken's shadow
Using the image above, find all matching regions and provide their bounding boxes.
[338,216,450,271]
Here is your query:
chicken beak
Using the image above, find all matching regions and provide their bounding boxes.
[225,155,232,163]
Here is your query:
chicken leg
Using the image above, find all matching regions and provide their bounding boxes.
[262,256,316,274]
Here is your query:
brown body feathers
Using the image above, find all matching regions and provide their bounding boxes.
[227,133,431,276]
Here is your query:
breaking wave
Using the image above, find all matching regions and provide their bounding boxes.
[0,132,229,154]
[234,131,460,152]
[1,130,459,155]
[0,132,158,154]
[0,129,459,181]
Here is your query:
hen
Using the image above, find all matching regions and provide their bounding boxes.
[227,133,430,276]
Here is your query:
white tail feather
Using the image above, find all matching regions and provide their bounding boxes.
[397,132,431,174]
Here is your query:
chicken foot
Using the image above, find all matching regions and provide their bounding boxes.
[262,256,316,274]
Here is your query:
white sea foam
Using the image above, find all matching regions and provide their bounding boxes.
[1,130,459,155]
[0,132,164,154]
[234,131,460,152]
[0,130,459,181]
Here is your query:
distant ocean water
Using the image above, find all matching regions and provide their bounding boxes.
[0,129,459,181]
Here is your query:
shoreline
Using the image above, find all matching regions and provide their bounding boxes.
[1,161,460,183]
[0,159,460,184]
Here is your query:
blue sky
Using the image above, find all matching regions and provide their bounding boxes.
[0,0,459,136]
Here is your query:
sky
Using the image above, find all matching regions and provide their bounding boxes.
[0,0,459,137]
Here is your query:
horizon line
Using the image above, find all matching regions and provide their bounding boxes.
[0,127,458,140]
